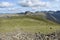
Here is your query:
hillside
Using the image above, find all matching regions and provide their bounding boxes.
[0,15,60,34]
[0,13,60,40]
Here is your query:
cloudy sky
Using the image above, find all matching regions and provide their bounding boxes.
[0,0,60,13]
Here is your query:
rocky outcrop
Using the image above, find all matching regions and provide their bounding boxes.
[0,31,60,40]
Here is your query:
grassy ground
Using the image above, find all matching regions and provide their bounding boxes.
[0,15,60,34]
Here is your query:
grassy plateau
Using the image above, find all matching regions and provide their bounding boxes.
[0,15,60,34]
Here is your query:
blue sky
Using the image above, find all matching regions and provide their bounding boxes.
[0,0,60,13]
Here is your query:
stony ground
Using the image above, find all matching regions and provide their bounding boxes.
[0,30,60,40]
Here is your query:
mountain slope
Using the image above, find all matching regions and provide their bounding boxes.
[46,11,60,23]
[0,15,60,34]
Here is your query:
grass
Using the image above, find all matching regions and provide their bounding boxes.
[0,15,60,34]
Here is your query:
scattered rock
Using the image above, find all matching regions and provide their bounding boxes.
[0,31,60,40]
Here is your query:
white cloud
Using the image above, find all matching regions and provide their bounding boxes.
[0,2,14,8]
[18,0,60,11]
[18,0,51,9]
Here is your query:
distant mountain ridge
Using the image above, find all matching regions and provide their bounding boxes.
[24,11,60,23]
[45,11,60,23]
[0,11,60,23]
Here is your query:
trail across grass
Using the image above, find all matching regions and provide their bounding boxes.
[0,15,60,34]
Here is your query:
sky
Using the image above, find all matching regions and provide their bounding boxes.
[0,0,60,13]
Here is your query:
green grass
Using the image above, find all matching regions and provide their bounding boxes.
[0,15,60,34]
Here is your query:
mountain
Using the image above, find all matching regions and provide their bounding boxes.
[46,11,60,23]
[23,11,60,23]
[0,11,60,36]
[0,11,60,23]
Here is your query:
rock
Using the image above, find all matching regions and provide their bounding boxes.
[0,31,60,40]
